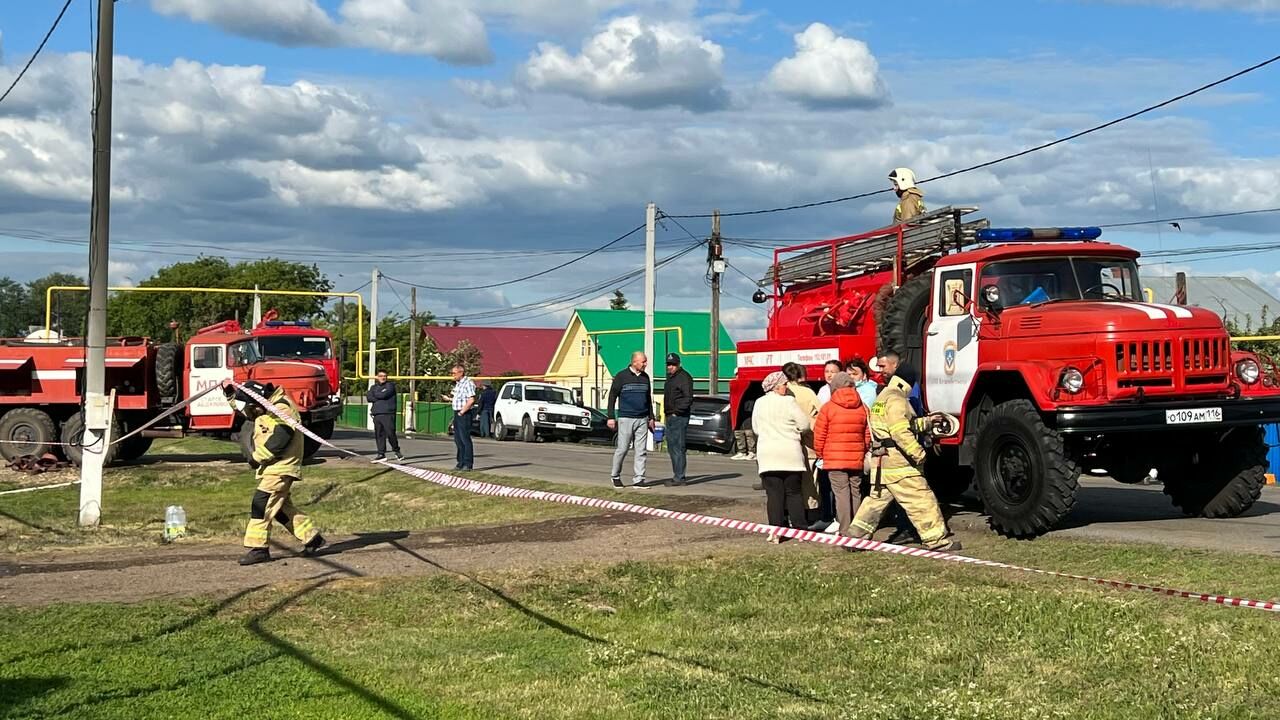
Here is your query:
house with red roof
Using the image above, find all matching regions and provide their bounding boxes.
[422,326,563,378]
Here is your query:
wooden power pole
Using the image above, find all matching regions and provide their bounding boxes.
[708,210,724,396]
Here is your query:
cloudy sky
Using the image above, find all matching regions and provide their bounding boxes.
[0,0,1277,339]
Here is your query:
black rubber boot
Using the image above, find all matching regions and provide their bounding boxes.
[302,534,326,557]
[238,548,272,566]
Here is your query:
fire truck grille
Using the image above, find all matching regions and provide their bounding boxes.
[1113,337,1229,389]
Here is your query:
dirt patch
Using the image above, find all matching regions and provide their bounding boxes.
[0,495,759,606]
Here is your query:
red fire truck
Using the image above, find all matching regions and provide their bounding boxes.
[731,206,1280,537]
[0,321,340,466]
[249,310,341,398]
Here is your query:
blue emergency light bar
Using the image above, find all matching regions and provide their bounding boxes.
[264,320,312,327]
[975,227,1102,242]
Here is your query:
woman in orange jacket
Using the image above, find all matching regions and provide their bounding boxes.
[813,372,872,536]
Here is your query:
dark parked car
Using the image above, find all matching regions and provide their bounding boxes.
[582,407,615,444]
[685,396,734,454]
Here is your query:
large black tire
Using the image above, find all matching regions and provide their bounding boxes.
[310,420,335,440]
[494,414,511,441]
[520,415,536,443]
[116,435,154,463]
[238,426,259,469]
[1162,428,1266,518]
[926,447,974,504]
[0,408,57,462]
[973,399,1080,537]
[303,432,321,460]
[154,343,182,401]
[877,272,933,371]
[61,412,120,467]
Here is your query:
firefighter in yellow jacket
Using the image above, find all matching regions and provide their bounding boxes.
[848,363,961,552]
[889,167,926,223]
[227,380,326,565]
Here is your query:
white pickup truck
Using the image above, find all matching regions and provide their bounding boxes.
[493,381,592,442]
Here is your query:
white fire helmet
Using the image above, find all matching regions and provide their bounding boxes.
[888,167,917,191]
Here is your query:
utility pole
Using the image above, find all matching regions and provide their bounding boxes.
[708,210,723,396]
[251,284,262,326]
[367,267,379,431]
[407,286,417,432]
[337,297,347,398]
[79,0,116,527]
[644,202,656,449]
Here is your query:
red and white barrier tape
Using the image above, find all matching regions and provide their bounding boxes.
[233,381,1280,613]
[0,385,221,450]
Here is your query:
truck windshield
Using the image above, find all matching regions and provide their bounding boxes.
[258,335,332,359]
[525,386,574,404]
[228,340,262,367]
[981,257,1142,305]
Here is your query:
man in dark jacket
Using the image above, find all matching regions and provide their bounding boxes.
[366,371,403,461]
[607,351,655,488]
[662,353,694,486]
[478,383,498,438]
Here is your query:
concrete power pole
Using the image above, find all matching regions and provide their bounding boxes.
[367,267,379,431]
[644,202,657,448]
[708,210,723,396]
[79,0,117,527]
[407,286,417,432]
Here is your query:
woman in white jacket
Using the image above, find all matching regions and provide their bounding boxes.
[752,370,813,543]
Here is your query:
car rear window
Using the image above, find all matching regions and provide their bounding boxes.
[691,398,727,416]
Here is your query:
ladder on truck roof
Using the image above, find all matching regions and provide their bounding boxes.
[764,206,989,288]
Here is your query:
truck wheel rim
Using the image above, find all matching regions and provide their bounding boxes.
[992,437,1034,505]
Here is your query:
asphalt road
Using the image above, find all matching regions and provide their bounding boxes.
[327,428,1280,557]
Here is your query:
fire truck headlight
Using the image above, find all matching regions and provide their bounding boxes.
[1059,367,1085,394]
[1235,358,1261,385]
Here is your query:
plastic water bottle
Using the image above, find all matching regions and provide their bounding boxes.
[164,505,187,542]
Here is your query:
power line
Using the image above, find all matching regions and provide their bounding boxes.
[370,223,647,291]
[1100,207,1280,229]
[0,0,75,107]
[667,53,1280,220]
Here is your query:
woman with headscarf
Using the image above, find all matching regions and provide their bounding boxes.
[752,370,813,543]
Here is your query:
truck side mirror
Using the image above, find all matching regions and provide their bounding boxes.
[981,284,1003,313]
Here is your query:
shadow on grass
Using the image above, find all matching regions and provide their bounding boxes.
[0,584,268,666]
[387,540,828,705]
[0,676,69,717]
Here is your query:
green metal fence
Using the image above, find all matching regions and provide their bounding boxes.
[338,398,458,434]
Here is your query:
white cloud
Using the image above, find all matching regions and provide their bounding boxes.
[520,15,729,111]
[338,0,492,65]
[766,23,889,110]
[1098,0,1279,11]
[150,0,492,65]
[150,0,342,46]
[455,79,525,108]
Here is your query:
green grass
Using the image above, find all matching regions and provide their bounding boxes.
[3,549,1280,720]
[0,438,677,553]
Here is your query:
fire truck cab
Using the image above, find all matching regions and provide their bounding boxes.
[732,207,1280,537]
[249,310,340,401]
[0,321,340,466]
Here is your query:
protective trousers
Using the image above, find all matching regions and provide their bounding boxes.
[849,467,948,549]
[243,474,319,549]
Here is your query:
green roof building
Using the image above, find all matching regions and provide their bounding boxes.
[546,309,737,408]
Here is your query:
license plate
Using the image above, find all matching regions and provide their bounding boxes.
[1165,407,1222,425]
[554,423,575,430]
[689,418,705,426]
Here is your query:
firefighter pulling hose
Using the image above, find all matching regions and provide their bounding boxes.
[225,380,326,566]
[848,363,962,552]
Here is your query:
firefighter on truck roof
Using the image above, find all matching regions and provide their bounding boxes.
[889,167,925,223]
[847,363,961,552]
[226,380,326,566]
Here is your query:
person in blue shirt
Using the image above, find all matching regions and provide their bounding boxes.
[478,383,498,438]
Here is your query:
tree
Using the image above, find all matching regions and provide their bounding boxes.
[108,258,332,339]
[0,278,29,337]
[610,289,629,310]
[0,273,89,337]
